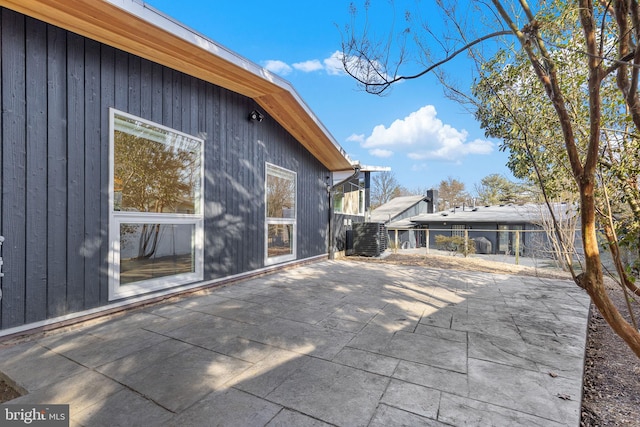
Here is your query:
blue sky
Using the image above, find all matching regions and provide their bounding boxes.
[145,0,516,193]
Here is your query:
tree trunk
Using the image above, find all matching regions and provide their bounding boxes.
[583,273,640,358]
[579,179,640,357]
[602,221,640,297]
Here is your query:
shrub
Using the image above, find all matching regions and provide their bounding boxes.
[435,235,476,257]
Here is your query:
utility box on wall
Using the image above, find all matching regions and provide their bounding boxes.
[352,223,387,257]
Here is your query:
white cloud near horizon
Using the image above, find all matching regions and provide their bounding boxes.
[263,60,293,75]
[362,105,493,161]
[369,148,394,158]
[346,133,365,143]
[293,59,324,72]
[262,51,355,76]
[323,51,347,75]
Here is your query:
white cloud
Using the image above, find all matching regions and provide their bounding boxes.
[262,60,292,75]
[361,105,493,161]
[293,59,324,72]
[260,51,352,76]
[324,51,346,75]
[369,148,394,158]
[411,163,430,171]
[346,133,365,143]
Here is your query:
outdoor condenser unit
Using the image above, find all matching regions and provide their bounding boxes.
[352,223,387,257]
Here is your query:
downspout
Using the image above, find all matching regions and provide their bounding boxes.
[328,165,361,260]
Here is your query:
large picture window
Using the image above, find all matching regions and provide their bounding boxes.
[265,163,296,265]
[109,109,204,300]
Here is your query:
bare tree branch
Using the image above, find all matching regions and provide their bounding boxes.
[342,29,511,94]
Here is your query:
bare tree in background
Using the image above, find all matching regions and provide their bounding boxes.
[371,171,401,208]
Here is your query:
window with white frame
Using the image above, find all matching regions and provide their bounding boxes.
[265,163,296,265]
[109,109,204,300]
[452,224,465,237]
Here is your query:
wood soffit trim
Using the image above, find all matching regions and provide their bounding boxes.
[3,0,353,171]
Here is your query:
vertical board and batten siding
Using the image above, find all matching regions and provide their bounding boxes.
[24,17,48,323]
[47,24,69,320]
[0,8,331,330]
[2,11,27,328]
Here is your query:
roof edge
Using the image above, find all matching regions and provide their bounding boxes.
[4,0,353,171]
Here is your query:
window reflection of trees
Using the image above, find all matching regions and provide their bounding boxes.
[266,174,295,219]
[114,118,201,261]
[114,127,200,214]
[119,223,195,284]
[267,224,293,257]
[265,165,296,262]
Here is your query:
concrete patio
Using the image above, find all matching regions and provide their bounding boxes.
[0,260,591,426]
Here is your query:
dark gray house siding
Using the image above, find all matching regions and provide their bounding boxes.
[393,201,429,222]
[0,9,330,330]
[422,221,539,256]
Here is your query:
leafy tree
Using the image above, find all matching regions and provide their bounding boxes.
[341,0,640,357]
[438,177,469,208]
[474,174,534,205]
[471,3,640,295]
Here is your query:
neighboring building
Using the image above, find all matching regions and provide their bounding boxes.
[386,203,578,256]
[0,0,356,335]
[330,165,390,257]
[369,191,438,249]
[369,191,438,223]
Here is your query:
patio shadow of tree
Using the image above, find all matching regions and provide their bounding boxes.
[0,261,589,426]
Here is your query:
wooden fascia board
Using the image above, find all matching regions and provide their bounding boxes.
[3,0,276,98]
[2,0,354,171]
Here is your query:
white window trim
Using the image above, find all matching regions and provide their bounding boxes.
[452,224,465,237]
[265,162,297,266]
[108,108,204,301]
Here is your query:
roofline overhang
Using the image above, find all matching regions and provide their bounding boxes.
[409,218,532,224]
[353,163,391,172]
[3,0,354,171]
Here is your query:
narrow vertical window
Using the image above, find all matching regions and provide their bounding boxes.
[498,224,509,254]
[109,109,204,300]
[265,163,296,265]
